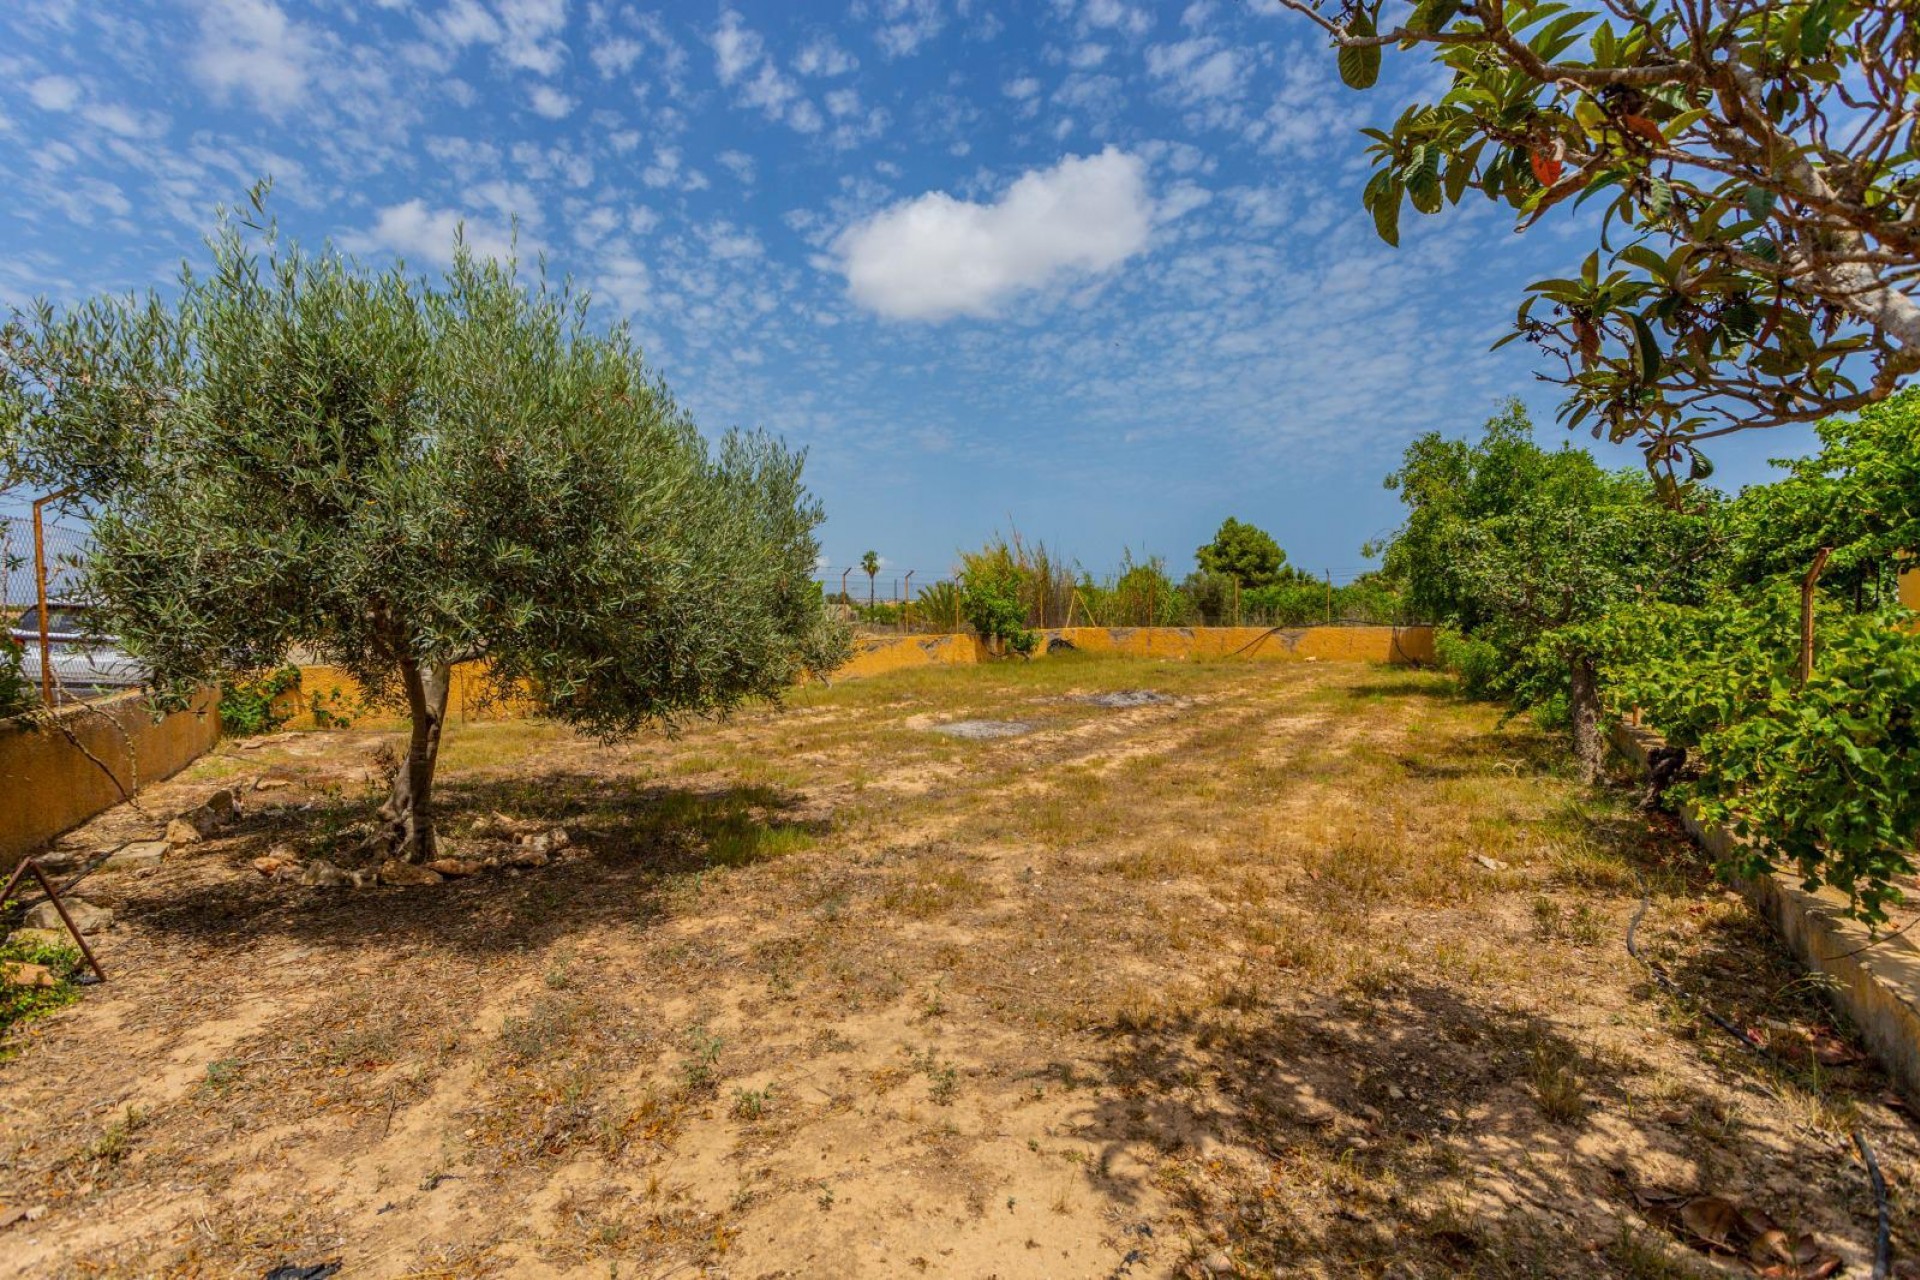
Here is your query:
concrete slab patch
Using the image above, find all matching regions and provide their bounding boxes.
[1073,690,1172,709]
[930,720,1034,740]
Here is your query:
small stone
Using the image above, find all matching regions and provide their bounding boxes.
[505,847,549,869]
[30,847,89,874]
[252,851,301,880]
[379,859,444,887]
[544,826,571,850]
[203,789,237,819]
[104,840,169,871]
[426,858,483,878]
[300,859,354,888]
[1386,1085,1406,1101]
[23,899,112,935]
[1203,1252,1234,1275]
[1,962,54,989]
[165,818,206,847]
[1474,855,1507,871]
[254,776,292,792]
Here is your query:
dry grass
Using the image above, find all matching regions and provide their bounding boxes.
[0,657,1912,1278]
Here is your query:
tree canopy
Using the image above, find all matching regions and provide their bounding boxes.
[1285,0,1920,477]
[1195,517,1289,588]
[1,213,847,860]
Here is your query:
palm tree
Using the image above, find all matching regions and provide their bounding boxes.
[861,550,880,608]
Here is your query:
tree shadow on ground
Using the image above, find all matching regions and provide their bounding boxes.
[118,771,829,959]
[1061,972,1854,1277]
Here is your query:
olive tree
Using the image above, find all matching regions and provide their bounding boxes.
[1,214,849,861]
[1281,0,1920,476]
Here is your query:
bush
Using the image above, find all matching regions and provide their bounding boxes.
[1434,628,1503,698]
[0,633,29,718]
[218,665,303,736]
[1584,590,1920,924]
[1,927,84,1042]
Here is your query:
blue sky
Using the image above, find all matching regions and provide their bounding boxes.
[1,0,1814,587]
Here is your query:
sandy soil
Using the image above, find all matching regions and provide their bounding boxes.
[1,657,1915,1278]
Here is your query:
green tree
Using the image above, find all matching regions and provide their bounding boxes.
[1377,401,1718,777]
[1196,517,1287,588]
[1,211,847,861]
[861,549,880,608]
[1716,388,1920,607]
[1284,0,1920,476]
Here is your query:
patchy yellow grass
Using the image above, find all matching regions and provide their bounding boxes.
[1,658,1911,1278]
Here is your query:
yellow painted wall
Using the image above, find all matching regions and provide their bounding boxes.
[832,632,989,680]
[1034,625,1435,665]
[276,664,531,730]
[1902,567,1920,612]
[1,689,220,870]
[831,625,1435,678]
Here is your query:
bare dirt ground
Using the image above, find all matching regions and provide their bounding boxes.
[2,656,1916,1278]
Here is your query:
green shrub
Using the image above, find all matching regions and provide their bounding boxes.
[1583,590,1920,924]
[0,634,30,718]
[218,665,303,735]
[1,925,84,1043]
[1434,628,1503,698]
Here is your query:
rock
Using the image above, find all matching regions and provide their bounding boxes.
[104,840,169,871]
[544,826,571,850]
[252,845,302,880]
[300,859,356,888]
[253,776,293,792]
[379,859,444,887]
[166,818,206,847]
[30,847,90,874]
[504,846,549,869]
[1386,1084,1406,1101]
[1474,855,1508,871]
[7,928,70,951]
[203,788,237,819]
[426,858,483,878]
[1,962,54,989]
[23,899,112,935]
[1202,1253,1234,1275]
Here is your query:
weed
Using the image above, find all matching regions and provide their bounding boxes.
[1527,1042,1587,1125]
[730,1086,772,1121]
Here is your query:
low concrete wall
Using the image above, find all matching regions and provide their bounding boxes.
[1036,625,1435,665]
[835,625,1435,677]
[278,664,528,729]
[0,690,220,870]
[1610,721,1920,1105]
[836,633,988,680]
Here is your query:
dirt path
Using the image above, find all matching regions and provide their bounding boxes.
[2,658,1914,1277]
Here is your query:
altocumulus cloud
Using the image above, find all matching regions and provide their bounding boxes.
[833,147,1152,321]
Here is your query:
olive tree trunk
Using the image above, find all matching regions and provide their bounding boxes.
[377,657,451,862]
[1569,651,1603,785]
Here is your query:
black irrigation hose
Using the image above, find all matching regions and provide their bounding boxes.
[1627,886,1893,1279]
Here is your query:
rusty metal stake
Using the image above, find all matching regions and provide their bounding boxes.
[0,857,106,983]
[903,570,914,629]
[1799,546,1833,688]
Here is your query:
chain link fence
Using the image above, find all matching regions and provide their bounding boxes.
[3,511,118,706]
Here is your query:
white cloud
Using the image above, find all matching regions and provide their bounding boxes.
[591,35,642,78]
[711,9,762,85]
[794,35,857,76]
[1004,75,1040,99]
[495,0,569,76]
[1146,37,1244,100]
[341,199,525,266]
[528,83,575,117]
[864,0,945,57]
[833,147,1153,321]
[191,0,314,116]
[28,75,81,111]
